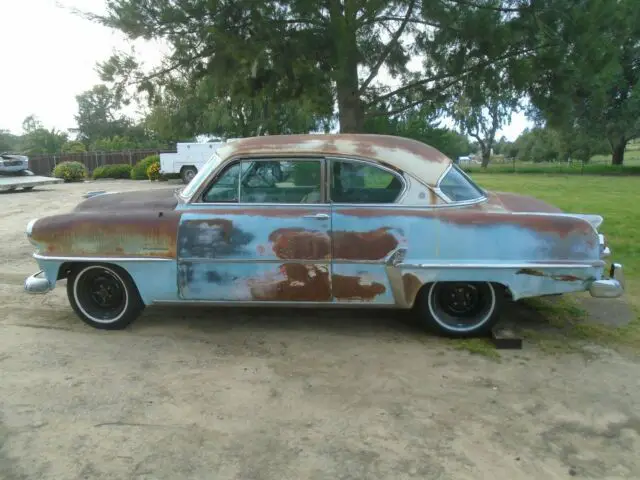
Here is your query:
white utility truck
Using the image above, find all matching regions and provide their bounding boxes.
[160,140,233,184]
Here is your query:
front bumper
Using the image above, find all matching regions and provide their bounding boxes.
[24,270,52,294]
[589,263,625,298]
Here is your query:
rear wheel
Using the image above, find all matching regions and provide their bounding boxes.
[180,166,198,184]
[66,264,144,330]
[416,281,502,338]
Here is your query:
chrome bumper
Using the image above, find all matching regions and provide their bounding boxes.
[589,263,625,298]
[24,270,52,294]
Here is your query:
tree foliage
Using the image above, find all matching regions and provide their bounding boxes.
[525,0,640,165]
[90,0,554,136]
[19,115,69,155]
[364,105,471,160]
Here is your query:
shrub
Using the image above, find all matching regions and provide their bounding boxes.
[52,161,87,182]
[92,163,132,180]
[131,154,159,180]
[146,159,161,180]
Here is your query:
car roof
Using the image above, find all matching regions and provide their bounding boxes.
[215,134,453,187]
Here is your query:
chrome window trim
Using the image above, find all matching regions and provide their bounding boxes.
[434,164,488,206]
[191,155,328,206]
[325,155,408,205]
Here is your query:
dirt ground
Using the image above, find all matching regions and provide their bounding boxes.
[1,180,638,480]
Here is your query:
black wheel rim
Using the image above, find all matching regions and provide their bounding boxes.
[75,268,127,322]
[429,282,495,332]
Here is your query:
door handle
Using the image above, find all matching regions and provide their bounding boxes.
[304,213,329,220]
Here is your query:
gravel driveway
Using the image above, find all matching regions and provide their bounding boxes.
[1,180,638,480]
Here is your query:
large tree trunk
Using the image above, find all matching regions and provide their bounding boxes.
[481,148,491,168]
[337,78,364,133]
[329,0,364,133]
[611,139,626,165]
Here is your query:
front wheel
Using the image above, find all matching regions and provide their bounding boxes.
[416,281,503,338]
[67,264,144,330]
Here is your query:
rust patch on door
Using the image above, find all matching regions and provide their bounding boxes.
[333,228,400,261]
[332,274,386,301]
[248,263,331,301]
[268,228,331,260]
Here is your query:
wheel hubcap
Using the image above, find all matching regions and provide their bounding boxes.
[428,282,496,332]
[74,267,128,323]
[88,273,124,308]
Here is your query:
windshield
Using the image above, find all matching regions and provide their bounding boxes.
[437,165,486,202]
[179,153,223,200]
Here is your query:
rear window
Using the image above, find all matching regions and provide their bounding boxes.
[438,165,485,202]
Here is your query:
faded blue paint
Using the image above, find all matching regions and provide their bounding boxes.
[34,256,179,305]
[179,262,331,301]
[30,201,604,307]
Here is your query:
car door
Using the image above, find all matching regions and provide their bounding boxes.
[177,155,332,302]
[328,157,412,305]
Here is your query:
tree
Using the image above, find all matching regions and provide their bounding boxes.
[19,115,68,155]
[449,92,518,167]
[364,105,471,160]
[61,141,87,153]
[88,0,554,134]
[75,84,162,148]
[0,130,19,153]
[526,0,640,165]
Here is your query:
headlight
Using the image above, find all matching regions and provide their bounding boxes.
[26,218,38,241]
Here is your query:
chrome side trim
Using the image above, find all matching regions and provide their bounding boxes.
[33,253,174,262]
[396,261,606,269]
[179,257,329,264]
[152,300,401,309]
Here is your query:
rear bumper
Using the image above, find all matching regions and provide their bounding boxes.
[24,270,52,294]
[589,263,625,298]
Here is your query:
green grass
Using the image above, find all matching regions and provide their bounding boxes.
[462,145,640,176]
[472,173,640,351]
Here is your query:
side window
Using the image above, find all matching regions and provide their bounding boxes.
[239,159,322,204]
[202,163,241,202]
[330,160,404,204]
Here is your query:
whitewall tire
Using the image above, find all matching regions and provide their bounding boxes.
[417,281,503,338]
[67,264,144,330]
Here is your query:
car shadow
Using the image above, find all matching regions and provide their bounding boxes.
[134,304,429,339]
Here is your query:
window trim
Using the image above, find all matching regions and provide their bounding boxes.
[194,155,328,206]
[433,164,487,206]
[326,156,408,205]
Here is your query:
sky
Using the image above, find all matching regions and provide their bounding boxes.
[0,0,531,140]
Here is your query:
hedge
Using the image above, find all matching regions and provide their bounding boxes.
[131,154,159,180]
[52,161,87,182]
[92,163,132,180]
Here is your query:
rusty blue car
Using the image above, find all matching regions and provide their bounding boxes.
[24,134,624,336]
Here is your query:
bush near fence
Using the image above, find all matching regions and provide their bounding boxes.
[27,149,174,177]
[92,164,132,180]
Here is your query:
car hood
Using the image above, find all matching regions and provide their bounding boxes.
[74,188,179,212]
[483,190,563,213]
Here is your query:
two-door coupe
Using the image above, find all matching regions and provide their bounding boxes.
[24,134,624,337]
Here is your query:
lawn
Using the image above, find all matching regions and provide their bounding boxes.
[469,173,640,349]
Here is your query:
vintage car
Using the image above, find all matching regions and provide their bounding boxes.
[24,134,624,337]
